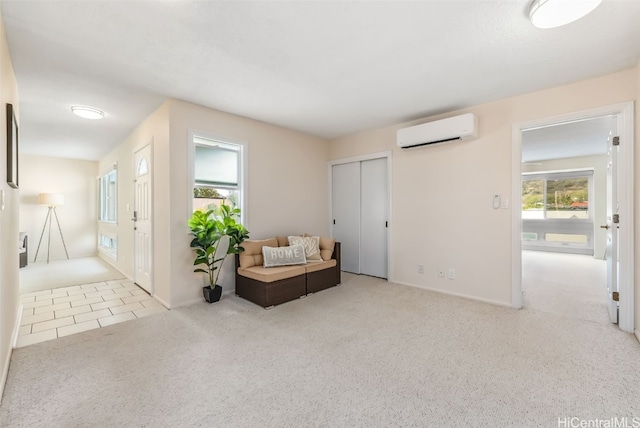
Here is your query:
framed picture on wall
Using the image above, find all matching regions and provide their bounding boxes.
[6,103,18,189]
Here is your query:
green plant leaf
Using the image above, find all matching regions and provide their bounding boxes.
[189,203,249,285]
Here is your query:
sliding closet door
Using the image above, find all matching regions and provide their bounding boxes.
[332,162,361,274]
[360,158,388,279]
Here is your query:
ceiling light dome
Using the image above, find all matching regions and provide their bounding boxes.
[529,0,603,29]
[71,105,104,120]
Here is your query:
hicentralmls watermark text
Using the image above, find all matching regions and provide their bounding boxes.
[558,417,640,428]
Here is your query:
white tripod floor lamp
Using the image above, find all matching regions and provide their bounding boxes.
[34,193,69,263]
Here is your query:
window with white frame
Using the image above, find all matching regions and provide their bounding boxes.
[192,136,243,214]
[98,233,117,258]
[98,168,117,222]
[522,171,591,220]
[522,170,594,254]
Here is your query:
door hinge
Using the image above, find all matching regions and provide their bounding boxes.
[613,214,619,224]
[333,219,336,225]
[612,136,620,146]
[612,291,619,302]
[385,221,388,228]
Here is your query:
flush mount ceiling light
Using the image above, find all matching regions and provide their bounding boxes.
[71,105,104,120]
[529,0,603,29]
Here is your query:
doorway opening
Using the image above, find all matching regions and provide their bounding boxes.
[512,102,634,333]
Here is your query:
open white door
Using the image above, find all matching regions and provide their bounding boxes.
[133,144,153,293]
[604,136,619,324]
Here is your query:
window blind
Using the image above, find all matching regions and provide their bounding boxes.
[194,144,238,187]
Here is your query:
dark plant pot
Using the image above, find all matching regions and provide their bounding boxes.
[203,285,223,303]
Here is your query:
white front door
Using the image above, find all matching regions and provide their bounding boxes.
[133,144,153,293]
[605,136,619,324]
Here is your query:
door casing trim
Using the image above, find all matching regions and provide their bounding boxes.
[511,102,634,333]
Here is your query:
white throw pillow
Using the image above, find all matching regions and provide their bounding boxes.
[262,244,307,267]
[288,236,322,262]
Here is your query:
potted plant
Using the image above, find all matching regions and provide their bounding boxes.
[188,204,249,303]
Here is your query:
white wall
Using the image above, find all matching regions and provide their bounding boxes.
[99,99,330,308]
[329,68,638,308]
[19,155,98,262]
[167,100,330,306]
[0,7,20,403]
[522,154,608,257]
[97,102,170,304]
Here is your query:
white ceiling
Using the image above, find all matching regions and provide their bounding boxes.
[522,115,616,163]
[1,1,639,161]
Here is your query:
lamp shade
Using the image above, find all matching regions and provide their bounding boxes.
[39,193,64,206]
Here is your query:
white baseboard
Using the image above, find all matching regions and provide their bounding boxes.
[153,294,171,309]
[12,304,23,348]
[1,303,22,404]
[0,344,11,405]
[393,280,512,308]
[171,297,203,308]
[97,253,129,280]
[170,289,236,309]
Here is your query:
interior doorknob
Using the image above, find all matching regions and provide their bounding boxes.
[600,224,610,230]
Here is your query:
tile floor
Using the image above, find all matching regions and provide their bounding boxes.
[18,278,167,348]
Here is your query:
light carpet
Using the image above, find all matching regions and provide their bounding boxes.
[20,256,126,293]
[522,250,609,325]
[1,273,639,427]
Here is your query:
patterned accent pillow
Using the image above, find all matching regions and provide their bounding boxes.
[288,236,322,262]
[262,244,307,267]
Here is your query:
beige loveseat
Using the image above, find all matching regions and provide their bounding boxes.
[235,236,341,308]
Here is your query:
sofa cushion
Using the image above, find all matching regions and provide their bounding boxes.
[276,236,289,247]
[239,238,278,269]
[319,237,336,261]
[262,244,306,267]
[237,265,306,283]
[304,259,337,273]
[288,236,322,261]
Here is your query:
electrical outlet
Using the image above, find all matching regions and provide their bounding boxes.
[448,268,456,279]
[437,268,445,278]
[418,265,424,274]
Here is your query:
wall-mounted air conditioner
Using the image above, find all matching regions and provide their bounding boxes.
[397,113,478,149]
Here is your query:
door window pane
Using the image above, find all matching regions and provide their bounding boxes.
[137,158,148,177]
